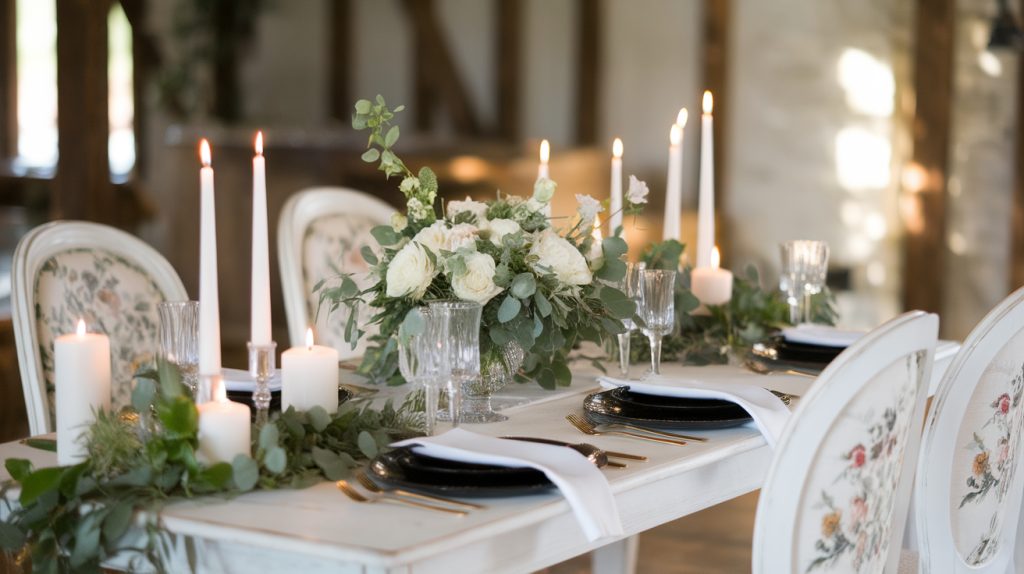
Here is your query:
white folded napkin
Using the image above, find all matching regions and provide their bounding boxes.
[222,367,282,392]
[392,428,623,543]
[780,324,866,348]
[595,376,792,449]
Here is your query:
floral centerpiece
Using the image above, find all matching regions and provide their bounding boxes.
[318,95,649,390]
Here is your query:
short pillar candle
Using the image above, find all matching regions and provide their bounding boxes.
[690,246,734,306]
[282,329,340,413]
[55,319,111,465]
[196,390,252,465]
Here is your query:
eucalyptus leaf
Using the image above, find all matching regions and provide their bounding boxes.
[533,291,552,317]
[536,367,557,390]
[306,406,332,433]
[19,467,64,506]
[361,148,380,163]
[510,273,536,299]
[361,245,379,265]
[70,515,101,567]
[497,296,521,323]
[101,502,133,543]
[355,99,371,114]
[259,422,280,451]
[370,225,401,246]
[312,447,350,481]
[679,290,701,312]
[5,458,32,482]
[232,455,259,492]
[0,520,25,552]
[264,446,287,474]
[385,125,400,148]
[357,431,378,458]
[131,377,156,412]
[552,361,572,387]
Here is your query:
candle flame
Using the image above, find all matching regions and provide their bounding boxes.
[76,319,86,336]
[255,131,263,155]
[591,226,602,241]
[670,124,682,145]
[702,91,713,114]
[677,108,689,127]
[200,139,211,167]
[612,138,623,158]
[711,246,721,268]
[539,139,550,163]
[306,328,314,350]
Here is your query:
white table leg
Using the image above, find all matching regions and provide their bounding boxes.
[590,534,639,574]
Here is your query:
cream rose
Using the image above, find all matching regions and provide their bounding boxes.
[487,218,521,246]
[386,242,435,299]
[447,223,479,251]
[412,221,449,255]
[446,197,490,226]
[530,228,592,285]
[452,253,504,304]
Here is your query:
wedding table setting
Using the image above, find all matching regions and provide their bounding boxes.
[0,94,960,573]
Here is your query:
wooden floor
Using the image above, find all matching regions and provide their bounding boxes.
[541,491,759,574]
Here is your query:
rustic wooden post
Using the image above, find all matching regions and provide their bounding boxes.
[702,0,731,264]
[0,0,16,158]
[576,0,599,146]
[329,0,351,122]
[1010,1,1024,291]
[496,0,520,141]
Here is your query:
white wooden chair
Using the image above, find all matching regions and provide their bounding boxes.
[277,187,395,360]
[11,221,188,435]
[752,310,939,574]
[908,285,1024,573]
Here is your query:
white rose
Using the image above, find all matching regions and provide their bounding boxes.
[447,223,480,251]
[523,198,546,214]
[413,221,449,255]
[487,218,521,246]
[386,242,435,299]
[530,228,592,285]
[452,253,504,304]
[626,175,649,205]
[575,194,603,226]
[446,197,490,226]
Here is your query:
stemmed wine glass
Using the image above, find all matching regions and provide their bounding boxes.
[428,300,482,427]
[638,269,676,376]
[779,240,830,324]
[616,262,646,378]
[397,307,444,436]
[157,301,200,395]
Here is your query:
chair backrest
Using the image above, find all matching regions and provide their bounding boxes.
[11,221,188,435]
[277,187,395,359]
[914,286,1024,573]
[752,311,938,574]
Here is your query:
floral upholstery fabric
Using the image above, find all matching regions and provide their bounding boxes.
[797,351,927,573]
[302,214,382,353]
[949,327,1024,565]
[35,249,168,428]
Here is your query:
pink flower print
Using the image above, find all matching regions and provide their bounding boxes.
[848,444,867,468]
[98,289,121,314]
[849,497,868,524]
[996,393,1011,415]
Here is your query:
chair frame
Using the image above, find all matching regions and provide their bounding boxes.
[914,286,1024,573]
[752,311,938,574]
[277,187,395,356]
[11,221,187,435]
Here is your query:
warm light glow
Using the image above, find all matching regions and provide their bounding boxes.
[200,139,211,167]
[899,194,925,235]
[676,108,688,128]
[711,246,721,268]
[835,127,891,191]
[612,138,623,158]
[306,328,314,350]
[255,131,263,155]
[670,124,682,146]
[702,91,713,114]
[76,319,86,336]
[539,140,550,163]
[837,48,894,117]
[591,226,602,242]
[979,50,1003,77]
[449,156,489,183]
[901,162,927,193]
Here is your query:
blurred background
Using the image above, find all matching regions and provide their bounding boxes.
[0,0,1021,371]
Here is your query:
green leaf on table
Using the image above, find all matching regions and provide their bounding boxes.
[371,225,401,246]
[497,296,521,323]
[533,291,552,317]
[357,431,378,458]
[307,406,332,433]
[0,520,25,552]
[5,458,32,482]
[232,455,259,492]
[510,273,536,299]
[361,246,379,265]
[19,466,64,506]
[102,501,133,543]
[131,377,156,412]
[384,126,400,148]
[312,447,350,481]
[196,463,233,491]
[23,438,56,452]
[259,423,280,451]
[264,446,287,474]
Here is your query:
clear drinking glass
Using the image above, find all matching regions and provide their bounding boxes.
[427,300,482,427]
[397,307,444,436]
[616,262,646,378]
[157,301,200,395]
[638,270,676,376]
[779,241,830,324]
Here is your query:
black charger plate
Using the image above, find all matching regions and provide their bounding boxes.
[225,388,353,421]
[583,387,753,430]
[772,337,844,363]
[365,446,557,497]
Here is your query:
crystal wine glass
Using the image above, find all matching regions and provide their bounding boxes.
[397,307,445,436]
[427,300,482,427]
[638,270,676,376]
[779,240,830,324]
[157,301,200,395]
[616,262,646,378]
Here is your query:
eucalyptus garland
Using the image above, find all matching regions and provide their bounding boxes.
[0,363,420,574]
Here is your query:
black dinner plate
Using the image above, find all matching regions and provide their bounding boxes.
[225,388,353,421]
[365,446,557,497]
[583,387,753,430]
[772,337,844,363]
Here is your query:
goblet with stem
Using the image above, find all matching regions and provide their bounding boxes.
[428,300,482,427]
[157,301,200,396]
[638,269,676,376]
[616,262,646,378]
[397,307,444,436]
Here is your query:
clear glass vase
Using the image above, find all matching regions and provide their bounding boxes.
[438,340,525,423]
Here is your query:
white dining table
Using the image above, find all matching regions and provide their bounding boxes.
[0,342,960,574]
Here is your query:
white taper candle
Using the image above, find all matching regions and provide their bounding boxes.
[251,132,272,345]
[696,92,715,268]
[610,138,624,234]
[198,139,222,377]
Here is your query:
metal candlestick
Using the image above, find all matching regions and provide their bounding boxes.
[248,342,277,426]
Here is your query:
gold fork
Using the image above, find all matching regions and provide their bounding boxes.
[336,480,467,515]
[581,413,709,443]
[356,472,486,510]
[566,414,687,446]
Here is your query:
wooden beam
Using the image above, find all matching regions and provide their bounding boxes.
[904,0,955,312]
[701,0,730,264]
[119,0,159,178]
[329,0,351,121]
[496,0,520,141]
[413,1,437,132]
[0,0,15,158]
[211,0,241,123]
[54,0,115,222]
[403,0,481,136]
[575,0,599,145]
[1011,1,1024,291]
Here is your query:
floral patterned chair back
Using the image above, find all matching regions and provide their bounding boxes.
[913,286,1024,573]
[11,221,188,436]
[752,311,938,574]
[278,187,396,360]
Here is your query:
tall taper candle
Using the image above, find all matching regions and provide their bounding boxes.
[251,132,272,345]
[538,140,551,217]
[610,138,624,234]
[663,109,687,241]
[55,319,111,465]
[696,92,715,268]
[198,139,221,379]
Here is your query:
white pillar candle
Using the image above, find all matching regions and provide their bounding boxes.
[198,139,222,379]
[610,138,624,234]
[538,140,551,218]
[251,132,272,345]
[696,92,715,268]
[196,398,252,465]
[282,329,340,414]
[691,246,733,306]
[663,109,687,242]
[55,319,111,465]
